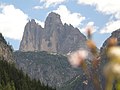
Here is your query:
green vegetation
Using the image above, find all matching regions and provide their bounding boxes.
[0,57,56,90]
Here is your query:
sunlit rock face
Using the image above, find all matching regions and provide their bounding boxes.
[19,12,88,54]
[19,19,43,51]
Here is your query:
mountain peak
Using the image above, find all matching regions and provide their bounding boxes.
[20,12,88,54]
[45,12,62,26]
[28,19,40,26]
[31,19,36,23]
[47,12,60,18]
[19,18,43,51]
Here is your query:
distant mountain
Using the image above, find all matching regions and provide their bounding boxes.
[19,12,88,54]
[17,12,94,89]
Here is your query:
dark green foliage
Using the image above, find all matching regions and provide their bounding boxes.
[0,58,56,90]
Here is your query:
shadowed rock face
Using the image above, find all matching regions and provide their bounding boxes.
[19,12,88,54]
[0,33,14,62]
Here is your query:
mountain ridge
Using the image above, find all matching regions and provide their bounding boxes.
[0,33,14,62]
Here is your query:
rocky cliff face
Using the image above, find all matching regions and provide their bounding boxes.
[0,33,14,62]
[19,19,43,51]
[19,12,87,54]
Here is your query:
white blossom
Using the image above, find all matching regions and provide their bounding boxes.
[67,49,88,67]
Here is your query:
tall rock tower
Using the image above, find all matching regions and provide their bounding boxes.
[19,19,43,51]
[19,12,88,54]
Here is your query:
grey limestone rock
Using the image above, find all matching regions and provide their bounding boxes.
[19,12,88,54]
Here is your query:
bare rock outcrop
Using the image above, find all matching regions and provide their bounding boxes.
[0,33,14,62]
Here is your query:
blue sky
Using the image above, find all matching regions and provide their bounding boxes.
[0,0,120,50]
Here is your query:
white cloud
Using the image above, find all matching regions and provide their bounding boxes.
[78,0,120,15]
[33,6,44,10]
[100,20,120,33]
[0,4,29,40]
[78,0,120,33]
[115,12,120,19]
[39,0,66,8]
[35,19,44,28]
[53,5,97,33]
[80,21,97,33]
[53,5,85,27]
